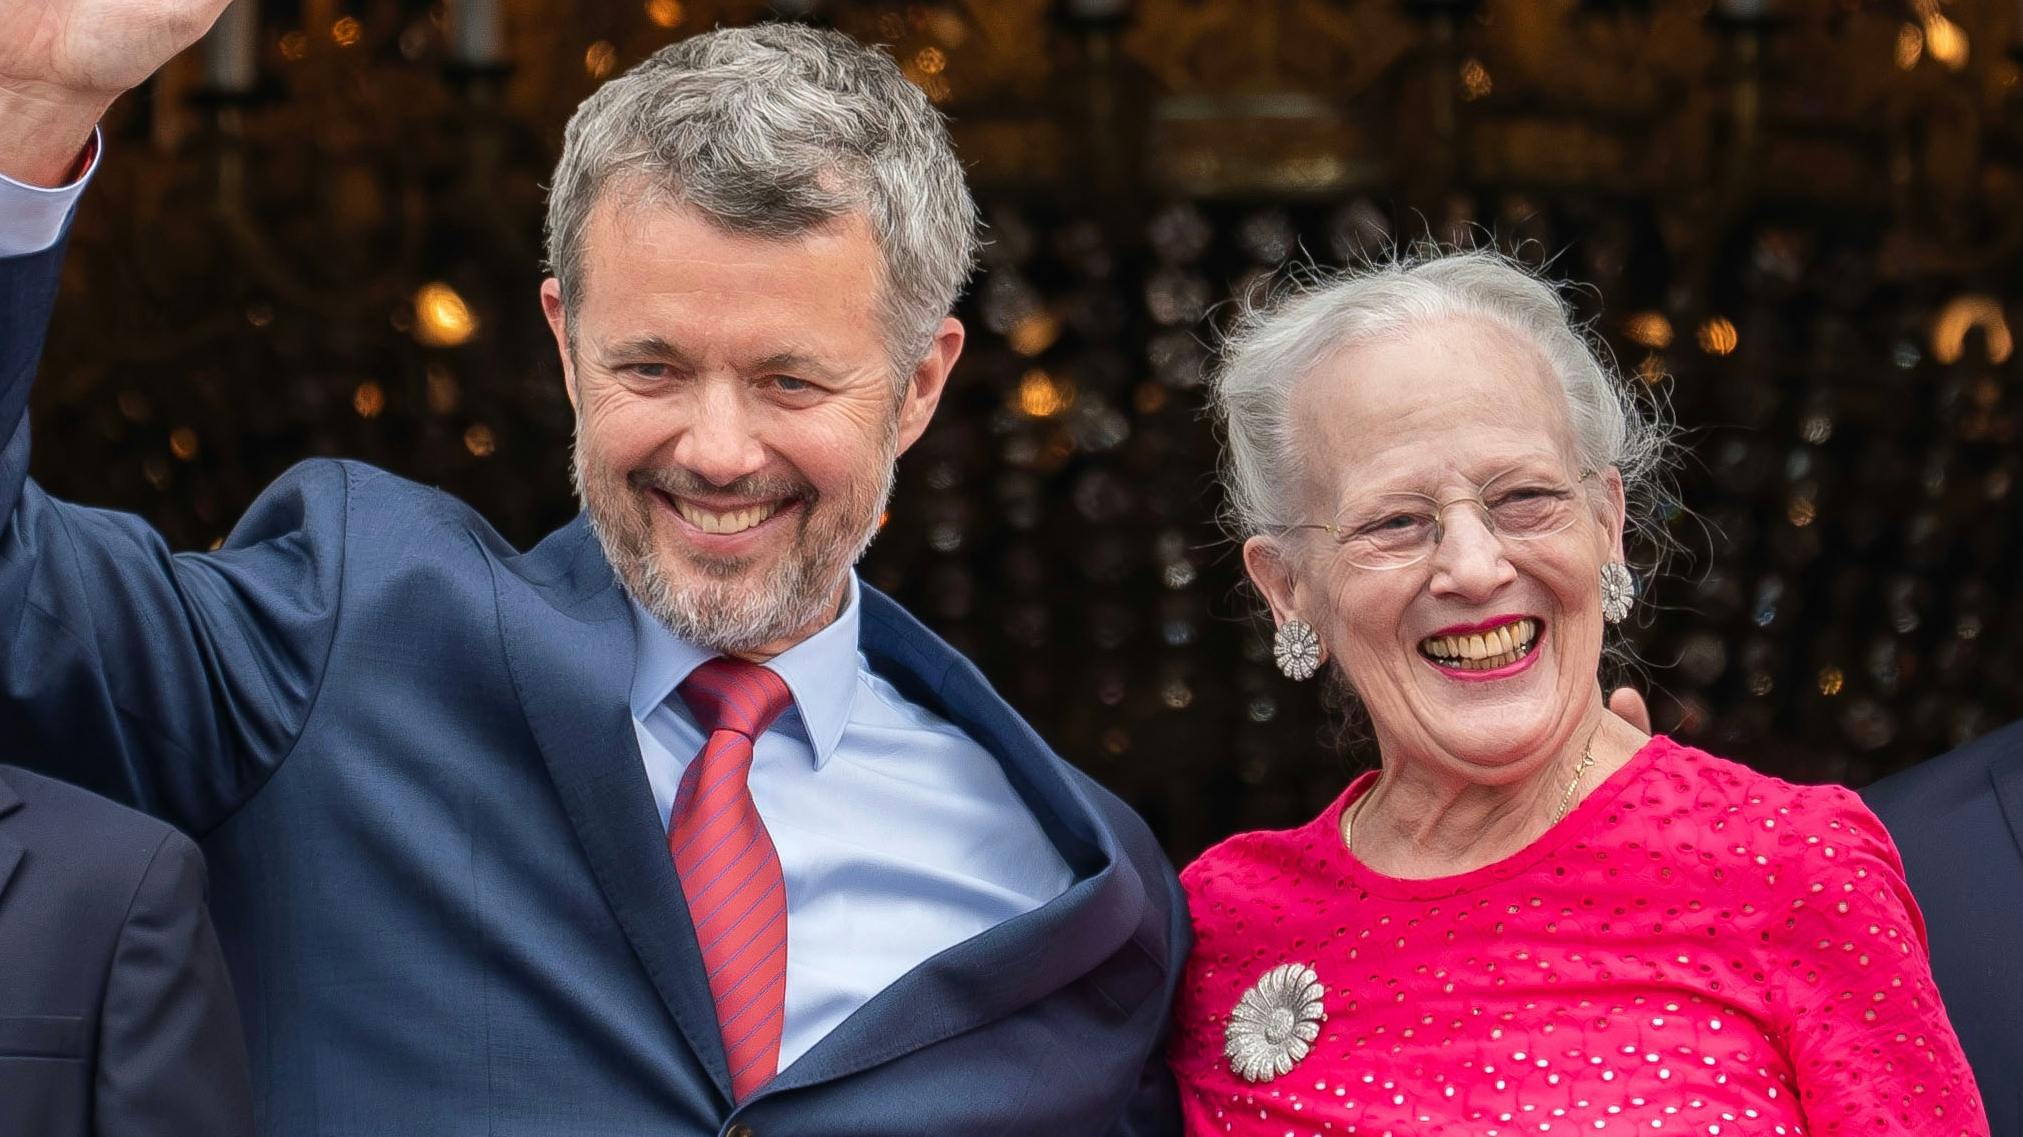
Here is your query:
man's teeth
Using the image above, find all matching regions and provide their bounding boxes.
[673,499,783,535]
[1419,619,1540,671]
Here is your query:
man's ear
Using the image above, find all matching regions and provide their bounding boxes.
[540,278,577,411]
[895,317,965,454]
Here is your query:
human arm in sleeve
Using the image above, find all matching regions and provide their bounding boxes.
[0,175,343,832]
[1776,794,1989,1137]
[0,127,95,256]
[1106,1050,1182,1137]
[92,829,255,1137]
[1107,857,1189,1137]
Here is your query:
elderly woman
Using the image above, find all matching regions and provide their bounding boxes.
[1167,251,1986,1136]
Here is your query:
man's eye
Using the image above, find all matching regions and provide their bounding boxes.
[769,375,814,393]
[623,362,669,379]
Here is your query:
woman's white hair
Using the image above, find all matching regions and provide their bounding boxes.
[1210,246,1676,572]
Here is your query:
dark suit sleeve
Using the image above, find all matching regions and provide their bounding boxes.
[1106,859,1189,1136]
[1105,1052,1181,1136]
[0,219,342,832]
[92,830,255,1137]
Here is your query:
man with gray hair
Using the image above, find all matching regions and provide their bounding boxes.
[0,3,1185,1134]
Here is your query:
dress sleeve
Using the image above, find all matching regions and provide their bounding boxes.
[1771,790,1988,1137]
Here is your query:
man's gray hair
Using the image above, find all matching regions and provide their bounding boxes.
[545,23,981,373]
[1211,247,1675,556]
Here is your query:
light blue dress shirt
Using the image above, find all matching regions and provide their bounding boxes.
[630,576,1073,1071]
[0,129,96,257]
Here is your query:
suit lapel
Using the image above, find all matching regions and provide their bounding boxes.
[0,773,24,908]
[492,518,733,1105]
[764,587,1153,1094]
[1988,743,2023,864]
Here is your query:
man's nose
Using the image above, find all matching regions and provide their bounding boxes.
[671,382,767,486]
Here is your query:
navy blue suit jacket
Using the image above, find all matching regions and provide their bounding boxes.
[0,233,1187,1134]
[1863,723,2023,1137]
[0,764,254,1137]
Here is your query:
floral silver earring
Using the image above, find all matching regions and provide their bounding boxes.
[1600,561,1635,624]
[1273,619,1323,680]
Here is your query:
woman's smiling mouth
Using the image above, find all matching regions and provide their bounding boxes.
[1418,617,1542,673]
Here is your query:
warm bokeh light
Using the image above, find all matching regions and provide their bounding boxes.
[279,31,310,62]
[170,428,199,462]
[1922,13,1967,71]
[463,424,497,457]
[353,381,386,419]
[644,0,684,29]
[1930,293,2013,364]
[1895,22,1923,70]
[1818,667,1845,697]
[1014,369,1075,419]
[1007,311,1061,357]
[1460,58,1492,101]
[331,16,362,48]
[1697,316,1738,356]
[585,41,618,79]
[1624,311,1673,349]
[413,282,477,348]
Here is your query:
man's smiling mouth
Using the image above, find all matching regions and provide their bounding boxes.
[664,495,790,535]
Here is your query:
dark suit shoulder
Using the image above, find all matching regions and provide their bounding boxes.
[0,765,182,853]
[0,766,188,932]
[259,458,514,552]
[236,459,531,617]
[1862,717,2023,821]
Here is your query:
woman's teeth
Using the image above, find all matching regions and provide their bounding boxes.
[673,499,783,535]
[1419,619,1540,671]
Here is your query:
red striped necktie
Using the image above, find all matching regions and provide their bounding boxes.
[670,657,795,1102]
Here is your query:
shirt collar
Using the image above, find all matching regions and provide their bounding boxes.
[627,575,862,771]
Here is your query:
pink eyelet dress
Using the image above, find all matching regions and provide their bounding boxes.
[1167,736,1987,1137]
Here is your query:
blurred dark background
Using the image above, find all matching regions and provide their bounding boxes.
[35,0,2023,862]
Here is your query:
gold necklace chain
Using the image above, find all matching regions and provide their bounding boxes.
[1342,736,1598,857]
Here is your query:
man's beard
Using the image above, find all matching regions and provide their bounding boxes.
[573,429,897,657]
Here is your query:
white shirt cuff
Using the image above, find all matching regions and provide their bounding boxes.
[0,127,100,258]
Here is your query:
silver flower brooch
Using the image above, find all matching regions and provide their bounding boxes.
[1223,962,1325,1083]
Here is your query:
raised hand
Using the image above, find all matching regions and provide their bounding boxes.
[1607,687,1652,735]
[0,0,229,98]
[0,0,231,185]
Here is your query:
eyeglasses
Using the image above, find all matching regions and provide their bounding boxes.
[1280,468,1597,571]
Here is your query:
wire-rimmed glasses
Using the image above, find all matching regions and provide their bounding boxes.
[1279,468,1598,571]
